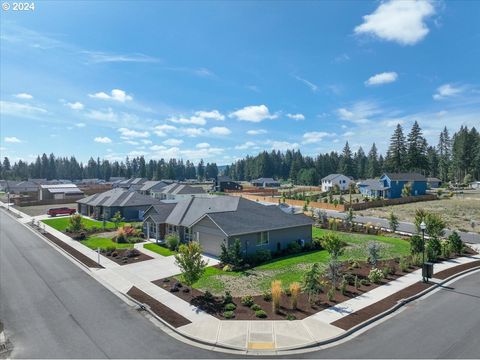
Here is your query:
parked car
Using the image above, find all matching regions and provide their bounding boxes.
[47,207,76,217]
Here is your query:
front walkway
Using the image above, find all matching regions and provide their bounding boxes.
[2,201,479,352]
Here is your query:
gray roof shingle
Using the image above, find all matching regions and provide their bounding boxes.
[77,188,160,207]
[383,173,427,181]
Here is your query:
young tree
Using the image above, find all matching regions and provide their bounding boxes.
[111,211,124,229]
[174,241,207,290]
[68,214,83,232]
[447,231,463,255]
[302,263,324,305]
[345,208,355,231]
[321,233,344,259]
[401,182,412,197]
[366,241,383,268]
[388,211,399,232]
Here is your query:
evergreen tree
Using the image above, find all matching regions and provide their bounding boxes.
[367,143,380,178]
[437,126,451,182]
[406,121,428,173]
[338,142,354,176]
[385,124,407,172]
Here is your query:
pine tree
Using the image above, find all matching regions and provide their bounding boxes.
[339,142,354,176]
[406,121,428,173]
[355,147,367,179]
[385,124,407,172]
[437,127,451,182]
[367,143,380,178]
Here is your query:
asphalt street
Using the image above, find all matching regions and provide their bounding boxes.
[1,208,479,359]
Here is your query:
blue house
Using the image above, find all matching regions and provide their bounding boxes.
[380,173,427,199]
[358,179,389,198]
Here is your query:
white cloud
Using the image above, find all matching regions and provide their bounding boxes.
[94,137,112,144]
[83,51,160,64]
[229,105,277,122]
[75,123,86,128]
[150,145,167,151]
[343,131,355,137]
[293,75,319,92]
[85,108,117,122]
[118,127,149,138]
[365,72,398,86]
[247,129,267,136]
[354,0,435,45]
[14,93,33,100]
[182,127,207,137]
[196,142,210,149]
[235,141,257,150]
[302,132,336,144]
[286,113,305,121]
[168,116,206,126]
[0,101,47,118]
[124,140,139,145]
[142,139,152,145]
[66,101,84,110]
[4,136,22,143]
[433,84,464,100]
[209,126,231,135]
[194,110,225,121]
[163,138,183,146]
[336,101,381,124]
[268,141,299,151]
[89,89,133,103]
[154,124,177,137]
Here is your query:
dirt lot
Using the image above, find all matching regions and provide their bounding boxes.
[13,203,78,217]
[358,190,480,233]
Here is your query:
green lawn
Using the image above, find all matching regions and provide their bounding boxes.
[42,217,131,232]
[144,243,177,256]
[179,227,411,296]
[80,236,133,250]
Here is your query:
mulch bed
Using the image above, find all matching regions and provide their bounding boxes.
[152,258,420,321]
[434,259,480,280]
[103,248,153,265]
[42,232,104,269]
[331,281,433,330]
[127,286,191,328]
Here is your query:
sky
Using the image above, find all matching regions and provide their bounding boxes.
[1,0,479,165]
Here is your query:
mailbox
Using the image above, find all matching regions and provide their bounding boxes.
[422,262,434,279]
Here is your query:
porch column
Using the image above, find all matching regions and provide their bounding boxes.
[146,221,150,239]
[156,223,159,243]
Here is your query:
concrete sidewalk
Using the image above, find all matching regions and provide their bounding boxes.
[2,201,479,352]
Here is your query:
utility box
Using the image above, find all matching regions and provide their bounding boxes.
[422,262,434,279]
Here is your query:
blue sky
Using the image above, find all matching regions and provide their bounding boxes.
[1,0,479,165]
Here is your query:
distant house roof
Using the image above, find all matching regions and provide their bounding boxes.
[139,180,169,192]
[358,179,389,191]
[159,183,206,195]
[321,174,350,181]
[77,188,160,207]
[382,173,427,181]
[251,177,280,184]
[145,203,177,223]
[116,178,148,188]
[216,176,234,183]
[40,183,84,194]
[5,180,39,192]
[427,177,442,183]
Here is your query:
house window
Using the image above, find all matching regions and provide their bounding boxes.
[256,231,269,246]
[185,227,192,242]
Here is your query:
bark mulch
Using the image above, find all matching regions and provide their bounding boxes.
[127,286,191,328]
[331,281,433,330]
[42,232,104,269]
[104,248,153,265]
[434,260,480,280]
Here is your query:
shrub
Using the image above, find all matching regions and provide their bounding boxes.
[367,241,383,267]
[224,303,236,311]
[203,291,214,302]
[223,311,235,319]
[271,280,282,313]
[263,291,272,302]
[286,241,302,254]
[165,234,179,251]
[241,295,254,307]
[312,237,323,250]
[290,282,301,310]
[368,268,384,284]
[354,275,360,289]
[359,278,369,286]
[340,277,347,295]
[441,240,452,259]
[321,233,345,259]
[250,304,262,311]
[426,238,441,262]
[253,249,272,264]
[447,231,463,255]
[302,263,325,305]
[223,291,233,305]
[125,248,141,258]
[222,264,232,272]
[255,310,267,318]
[286,314,296,321]
[116,233,127,243]
[69,214,83,232]
[410,253,423,267]
[399,257,409,272]
[327,286,335,302]
[410,235,424,254]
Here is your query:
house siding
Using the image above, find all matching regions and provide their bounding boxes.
[381,175,427,199]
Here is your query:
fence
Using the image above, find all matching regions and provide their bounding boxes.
[13,196,85,207]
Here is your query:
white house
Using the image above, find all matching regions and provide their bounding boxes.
[321,174,353,192]
[471,181,480,189]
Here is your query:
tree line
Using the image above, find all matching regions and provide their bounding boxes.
[224,122,480,184]
[1,122,479,184]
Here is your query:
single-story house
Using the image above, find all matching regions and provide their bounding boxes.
[77,188,161,221]
[427,177,442,189]
[151,183,206,201]
[321,174,353,192]
[380,173,427,199]
[357,179,389,198]
[3,180,39,195]
[214,176,242,192]
[251,177,281,188]
[39,184,84,200]
[137,180,169,196]
[113,177,148,190]
[143,196,313,257]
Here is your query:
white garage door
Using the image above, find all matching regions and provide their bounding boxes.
[198,232,223,257]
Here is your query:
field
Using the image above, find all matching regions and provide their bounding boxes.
[178,228,410,297]
[144,243,177,256]
[42,217,127,232]
[358,190,480,233]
